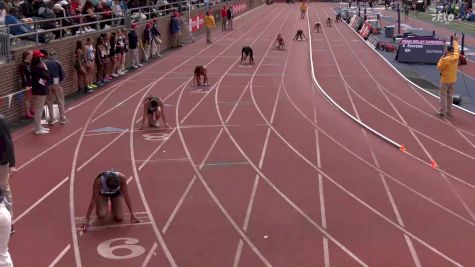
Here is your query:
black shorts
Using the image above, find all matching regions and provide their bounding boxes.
[100,191,121,199]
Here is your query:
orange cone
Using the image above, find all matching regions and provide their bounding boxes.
[431,160,438,168]
[399,145,406,152]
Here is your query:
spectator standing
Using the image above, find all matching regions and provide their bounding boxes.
[300,1,306,19]
[227,4,233,30]
[18,50,34,119]
[0,190,13,267]
[42,50,68,125]
[74,41,91,93]
[128,23,142,68]
[116,28,128,74]
[95,36,106,85]
[109,32,119,77]
[221,5,227,31]
[151,18,162,57]
[30,50,50,135]
[436,35,460,117]
[85,38,98,90]
[204,10,216,44]
[101,33,113,80]
[143,22,153,61]
[170,11,182,48]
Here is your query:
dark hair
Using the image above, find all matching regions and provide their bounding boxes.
[31,57,42,67]
[82,0,94,12]
[8,7,19,16]
[104,171,120,189]
[110,32,116,44]
[40,49,48,57]
[96,36,103,46]
[150,99,159,108]
[447,46,454,52]
[76,40,83,50]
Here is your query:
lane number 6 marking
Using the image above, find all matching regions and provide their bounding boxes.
[97,238,146,260]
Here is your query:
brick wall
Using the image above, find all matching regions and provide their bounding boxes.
[0,0,263,123]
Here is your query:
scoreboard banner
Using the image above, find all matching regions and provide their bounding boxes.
[189,15,204,32]
[359,22,372,39]
[349,15,362,31]
[232,2,247,14]
[396,38,446,64]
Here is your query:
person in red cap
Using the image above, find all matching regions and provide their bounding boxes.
[221,6,227,31]
[128,23,142,69]
[31,50,51,135]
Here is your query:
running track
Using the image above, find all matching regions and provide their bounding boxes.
[9,3,475,266]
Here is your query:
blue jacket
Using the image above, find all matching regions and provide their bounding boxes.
[44,59,65,85]
[170,16,180,33]
[5,14,32,35]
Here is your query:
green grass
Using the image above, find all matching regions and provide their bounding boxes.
[409,11,475,37]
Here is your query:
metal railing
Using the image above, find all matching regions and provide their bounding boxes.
[0,0,231,62]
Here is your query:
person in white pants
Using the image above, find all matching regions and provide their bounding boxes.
[0,193,12,267]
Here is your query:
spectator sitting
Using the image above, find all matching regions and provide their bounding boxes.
[34,0,46,17]
[81,0,97,31]
[96,0,112,29]
[4,7,53,43]
[1,0,12,12]
[42,2,59,38]
[110,0,124,26]
[58,0,79,36]
[19,0,36,18]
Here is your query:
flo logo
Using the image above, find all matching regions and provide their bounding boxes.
[431,12,455,24]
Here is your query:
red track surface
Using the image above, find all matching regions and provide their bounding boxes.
[9,3,475,266]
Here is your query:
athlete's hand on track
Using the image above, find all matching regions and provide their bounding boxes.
[82,223,91,232]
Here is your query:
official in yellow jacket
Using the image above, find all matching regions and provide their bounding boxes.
[204,11,216,44]
[300,2,307,19]
[436,37,459,117]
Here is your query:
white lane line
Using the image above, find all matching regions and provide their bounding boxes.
[138,4,283,238]
[224,27,370,267]
[48,244,71,267]
[141,242,158,267]
[136,158,189,163]
[200,161,250,167]
[127,6,276,265]
[77,129,128,171]
[408,83,475,147]
[317,8,423,265]
[13,176,69,224]
[325,7,475,222]
[70,80,127,267]
[17,128,82,171]
[172,7,294,267]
